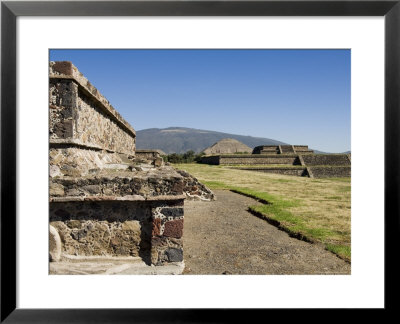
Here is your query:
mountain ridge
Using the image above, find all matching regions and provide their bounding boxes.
[135,127,288,154]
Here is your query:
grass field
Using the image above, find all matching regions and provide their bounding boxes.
[174,163,351,261]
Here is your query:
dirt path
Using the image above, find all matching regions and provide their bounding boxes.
[183,190,350,275]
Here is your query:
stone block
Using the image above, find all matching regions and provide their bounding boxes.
[152,218,162,237]
[121,220,141,232]
[160,207,184,218]
[82,185,102,195]
[49,225,62,262]
[52,61,74,75]
[163,219,183,238]
[49,183,65,197]
[166,248,183,262]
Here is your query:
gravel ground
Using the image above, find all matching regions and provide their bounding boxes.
[182,190,350,275]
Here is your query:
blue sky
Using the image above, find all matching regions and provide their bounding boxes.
[50,49,350,153]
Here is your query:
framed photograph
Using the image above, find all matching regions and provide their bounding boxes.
[1,0,398,321]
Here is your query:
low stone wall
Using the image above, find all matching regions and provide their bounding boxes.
[199,155,221,165]
[49,147,134,177]
[49,62,188,271]
[135,150,164,167]
[201,155,300,165]
[50,198,184,265]
[50,167,185,198]
[175,169,215,201]
[301,154,351,166]
[220,155,299,165]
[49,61,135,155]
[294,146,314,154]
[236,167,308,176]
[280,145,295,153]
[308,166,351,178]
[253,145,278,154]
[49,167,185,265]
[252,145,313,155]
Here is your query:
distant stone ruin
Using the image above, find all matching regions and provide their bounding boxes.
[252,145,314,155]
[49,61,193,273]
[135,149,164,167]
[203,138,252,154]
[201,144,351,178]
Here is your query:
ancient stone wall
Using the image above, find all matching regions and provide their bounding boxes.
[136,150,160,160]
[301,154,351,166]
[175,169,215,201]
[200,155,300,165]
[294,145,313,153]
[49,62,186,270]
[237,167,308,176]
[200,151,351,178]
[49,147,133,178]
[49,167,186,266]
[49,61,135,155]
[252,145,313,154]
[135,150,164,167]
[308,166,351,178]
[50,198,184,265]
[219,155,300,165]
[199,155,221,165]
[50,168,185,198]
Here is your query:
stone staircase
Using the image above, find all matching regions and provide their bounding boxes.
[280,145,295,154]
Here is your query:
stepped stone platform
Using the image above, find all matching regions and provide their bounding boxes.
[234,166,309,177]
[49,61,207,274]
[203,138,252,154]
[252,145,314,155]
[200,144,351,178]
[200,154,301,166]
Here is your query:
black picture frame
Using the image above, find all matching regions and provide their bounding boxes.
[1,0,398,321]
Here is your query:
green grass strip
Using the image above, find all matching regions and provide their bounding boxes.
[227,187,350,262]
[325,244,351,261]
[186,178,351,262]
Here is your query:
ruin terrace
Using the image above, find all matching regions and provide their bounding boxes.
[200,144,351,178]
[49,61,191,274]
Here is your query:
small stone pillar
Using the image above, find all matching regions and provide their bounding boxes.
[150,201,185,265]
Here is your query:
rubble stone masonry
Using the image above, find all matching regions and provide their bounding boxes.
[49,61,186,269]
[49,61,135,155]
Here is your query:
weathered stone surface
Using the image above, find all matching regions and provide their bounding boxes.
[166,248,183,262]
[150,237,184,265]
[49,80,78,140]
[308,166,351,178]
[160,208,184,218]
[163,219,183,238]
[49,167,184,198]
[49,62,185,267]
[50,61,135,139]
[49,225,62,262]
[49,182,65,197]
[200,149,351,179]
[152,218,162,237]
[66,220,81,229]
[135,150,164,167]
[252,145,314,155]
[301,154,351,166]
[49,79,135,155]
[175,169,215,201]
[81,185,101,195]
[121,220,141,232]
[52,61,73,75]
[50,165,62,178]
[237,167,307,176]
[203,138,252,154]
[51,218,143,258]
